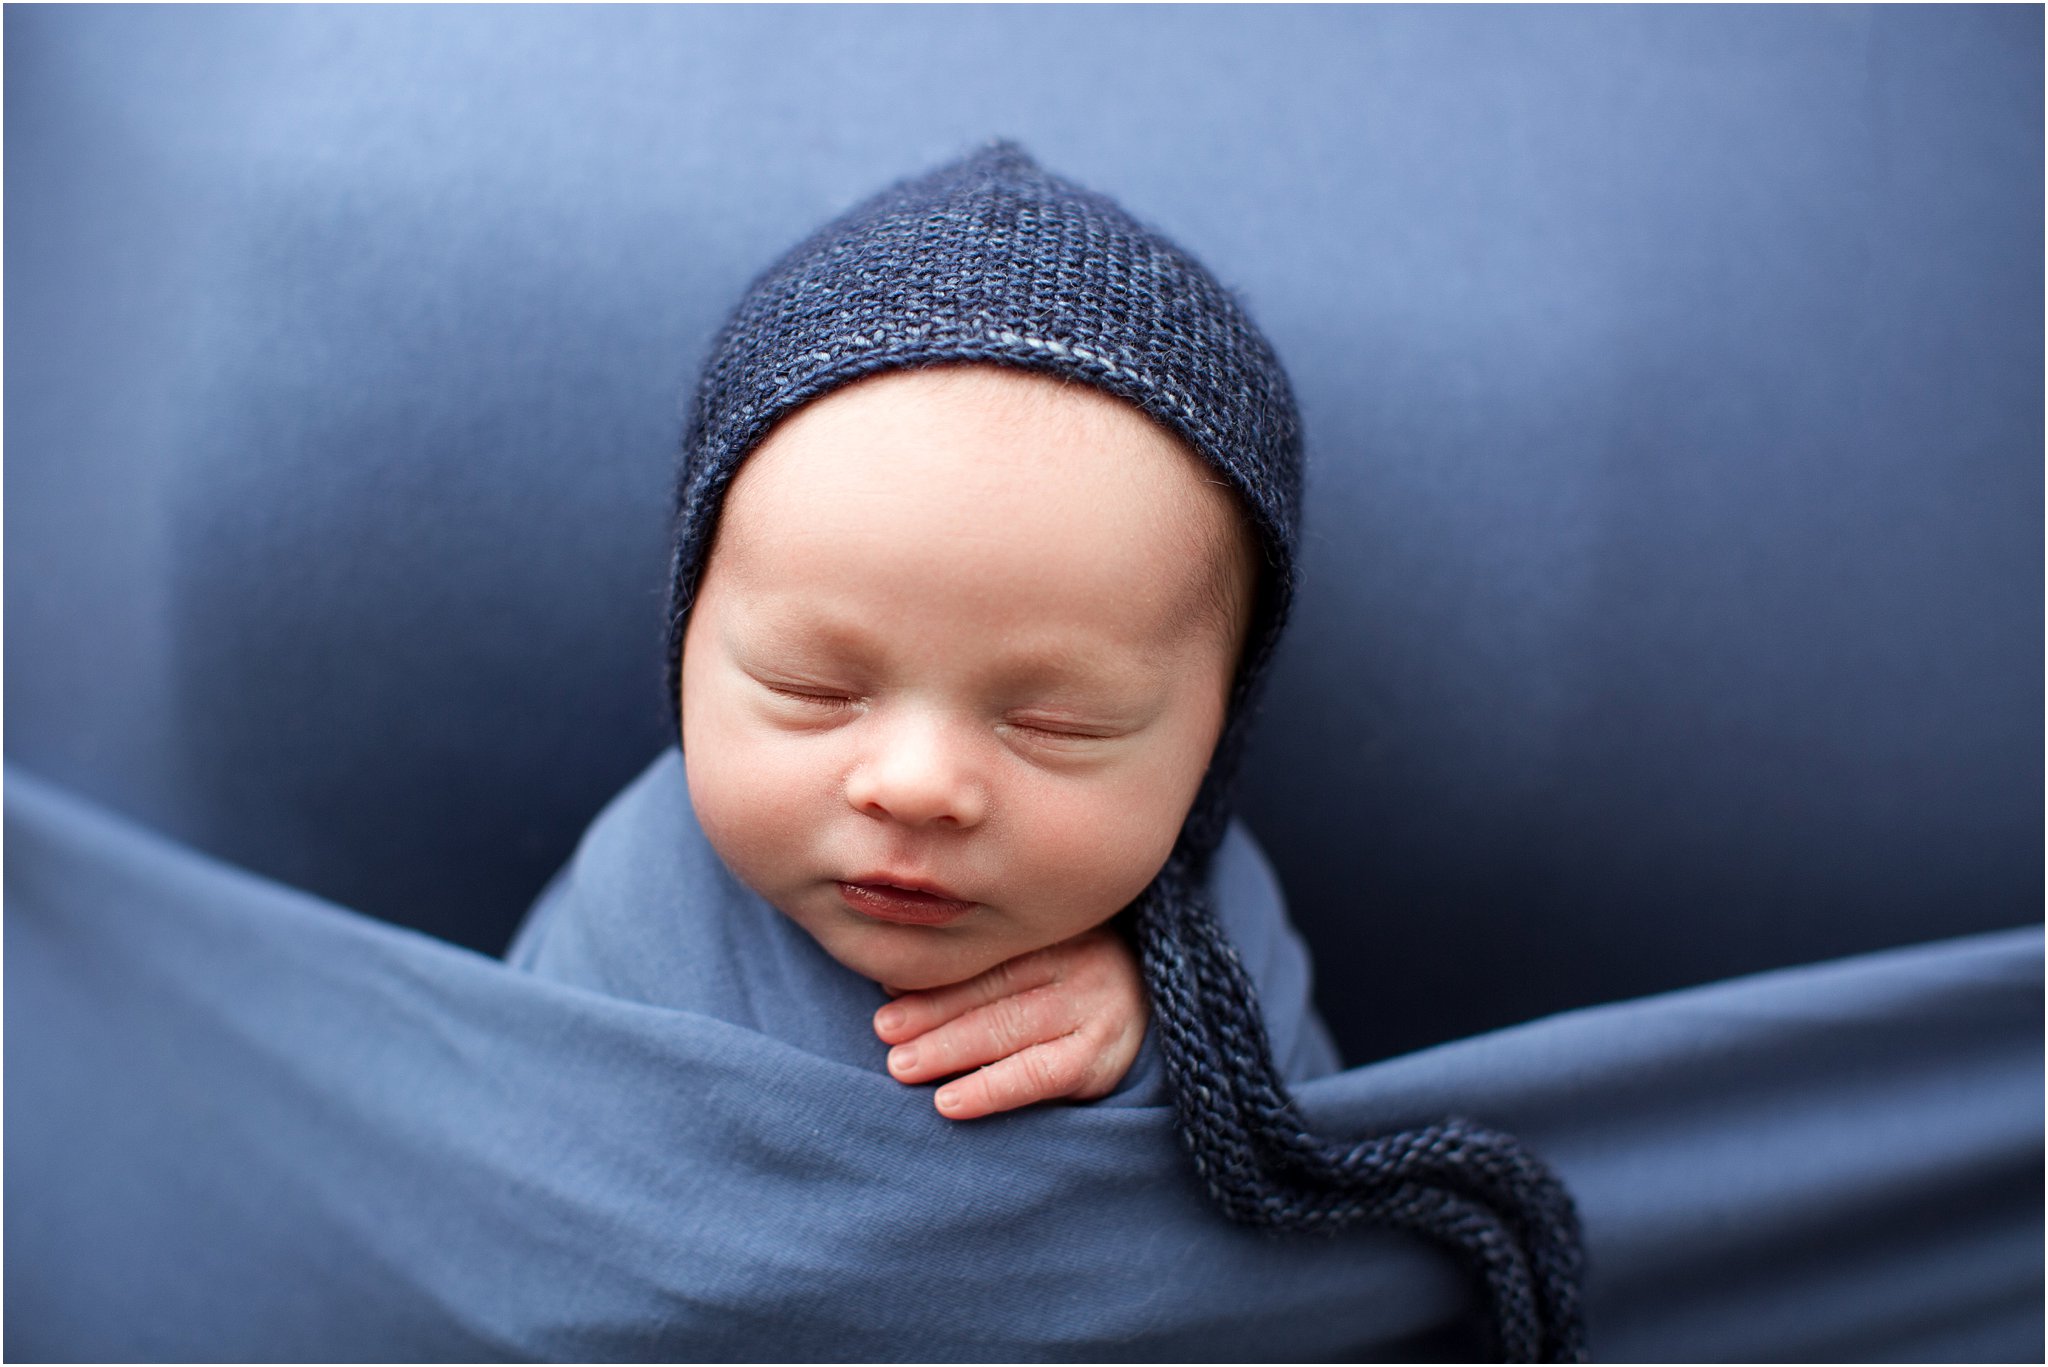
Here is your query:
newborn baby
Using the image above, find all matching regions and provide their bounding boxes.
[623,141,1580,1357]
[679,363,1254,1118]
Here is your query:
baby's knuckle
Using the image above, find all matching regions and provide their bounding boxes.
[984,997,1031,1052]
[1014,982,1066,1027]
[1017,1048,1067,1099]
[977,1069,1021,1111]
[978,957,1016,998]
[1075,1017,1115,1054]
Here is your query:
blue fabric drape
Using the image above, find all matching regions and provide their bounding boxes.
[8,754,2039,1361]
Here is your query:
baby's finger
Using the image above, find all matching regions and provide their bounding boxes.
[872,949,1065,1044]
[933,1036,1093,1120]
[884,985,1075,1084]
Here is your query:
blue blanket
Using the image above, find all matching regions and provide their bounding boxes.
[7,752,2041,1360]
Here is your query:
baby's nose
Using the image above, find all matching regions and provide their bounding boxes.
[844,713,988,829]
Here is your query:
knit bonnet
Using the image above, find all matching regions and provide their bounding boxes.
[664,142,1586,1362]
[664,140,1296,836]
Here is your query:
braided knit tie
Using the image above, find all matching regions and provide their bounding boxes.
[1135,858,1589,1363]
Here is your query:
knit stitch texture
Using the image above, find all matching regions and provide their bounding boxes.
[663,141,1587,1362]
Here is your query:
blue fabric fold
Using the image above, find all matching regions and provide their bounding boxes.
[7,754,2040,1361]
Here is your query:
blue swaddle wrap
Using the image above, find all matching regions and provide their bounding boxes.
[503,750,1341,1090]
[8,753,2041,1361]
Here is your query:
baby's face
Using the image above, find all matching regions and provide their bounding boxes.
[679,365,1253,990]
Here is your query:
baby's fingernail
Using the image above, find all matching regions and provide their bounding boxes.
[889,1045,918,1073]
[936,1087,962,1112]
[876,1005,905,1032]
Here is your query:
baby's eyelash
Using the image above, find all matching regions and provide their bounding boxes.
[767,685,855,710]
[1004,718,1113,743]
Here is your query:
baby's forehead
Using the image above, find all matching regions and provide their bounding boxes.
[713,366,1255,645]
[728,367,1223,541]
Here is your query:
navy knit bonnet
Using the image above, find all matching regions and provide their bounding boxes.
[665,142,1586,1362]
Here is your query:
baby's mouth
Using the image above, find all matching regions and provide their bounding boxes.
[836,880,977,927]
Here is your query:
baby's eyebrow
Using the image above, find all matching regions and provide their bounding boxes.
[727,601,874,658]
[973,646,1175,712]
[982,644,1118,686]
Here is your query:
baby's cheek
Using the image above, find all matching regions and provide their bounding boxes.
[1019,778,1181,921]
[686,727,827,892]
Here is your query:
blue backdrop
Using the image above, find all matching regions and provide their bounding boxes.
[7,3,2040,1063]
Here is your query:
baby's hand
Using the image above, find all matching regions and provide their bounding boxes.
[873,928,1147,1121]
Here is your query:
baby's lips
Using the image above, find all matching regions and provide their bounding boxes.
[844,872,973,903]
[837,881,975,926]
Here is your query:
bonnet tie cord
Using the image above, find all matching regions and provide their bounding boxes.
[1174,892,1587,1278]
[1134,867,1589,1363]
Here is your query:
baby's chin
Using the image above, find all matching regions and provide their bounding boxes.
[796,913,1015,992]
